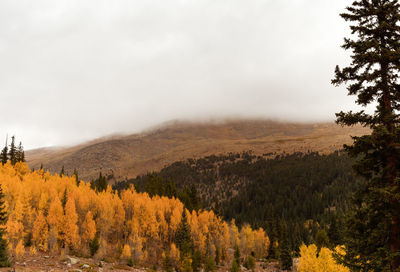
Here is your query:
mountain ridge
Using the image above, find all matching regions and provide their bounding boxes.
[25,119,369,182]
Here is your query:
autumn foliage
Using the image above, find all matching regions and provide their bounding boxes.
[0,162,269,265]
[298,244,349,272]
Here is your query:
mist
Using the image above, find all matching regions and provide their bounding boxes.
[0,0,361,149]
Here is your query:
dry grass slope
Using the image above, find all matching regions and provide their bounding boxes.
[26,119,369,183]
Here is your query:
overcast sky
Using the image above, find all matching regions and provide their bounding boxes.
[0,0,361,149]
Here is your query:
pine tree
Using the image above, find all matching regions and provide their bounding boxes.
[279,230,292,271]
[73,168,80,186]
[233,244,240,264]
[0,137,7,166]
[16,142,25,163]
[59,166,65,177]
[332,1,400,270]
[328,218,342,247]
[61,188,68,212]
[8,136,16,165]
[0,185,10,267]
[315,230,329,253]
[175,210,193,257]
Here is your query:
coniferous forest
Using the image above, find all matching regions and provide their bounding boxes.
[114,151,360,255]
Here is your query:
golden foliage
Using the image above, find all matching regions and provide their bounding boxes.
[121,244,132,259]
[0,162,269,262]
[298,244,350,272]
[14,240,25,259]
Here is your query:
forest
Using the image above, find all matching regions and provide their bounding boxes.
[114,151,360,255]
[0,161,274,270]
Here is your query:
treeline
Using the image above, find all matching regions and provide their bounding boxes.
[0,162,270,270]
[114,151,360,256]
[0,136,25,165]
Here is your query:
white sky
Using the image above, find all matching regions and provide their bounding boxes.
[0,0,361,149]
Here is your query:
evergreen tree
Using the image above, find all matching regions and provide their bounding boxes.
[0,137,7,166]
[191,250,202,272]
[91,172,107,192]
[61,188,68,212]
[229,259,240,272]
[279,229,292,271]
[73,168,80,186]
[59,166,65,177]
[315,229,329,252]
[0,144,7,166]
[175,210,193,257]
[204,257,216,272]
[328,218,342,247]
[89,233,100,257]
[8,136,16,165]
[332,0,400,270]
[233,244,240,264]
[16,142,24,163]
[0,185,10,267]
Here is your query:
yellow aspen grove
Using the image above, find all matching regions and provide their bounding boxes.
[229,219,240,248]
[169,243,180,266]
[29,246,37,256]
[240,224,255,257]
[5,217,24,249]
[32,211,48,252]
[121,244,132,259]
[38,192,49,213]
[14,240,25,259]
[253,228,270,259]
[47,196,64,250]
[0,162,270,263]
[298,244,350,272]
[81,211,96,243]
[64,196,79,250]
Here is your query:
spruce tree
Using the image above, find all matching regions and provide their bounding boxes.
[332,1,400,270]
[0,185,10,267]
[73,168,80,186]
[7,136,16,166]
[0,140,7,166]
[59,166,65,177]
[16,142,24,163]
[279,227,292,271]
[175,210,193,257]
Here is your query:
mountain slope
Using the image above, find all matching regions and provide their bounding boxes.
[26,119,369,182]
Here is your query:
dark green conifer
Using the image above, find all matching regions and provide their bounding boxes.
[175,210,193,257]
[204,257,216,272]
[61,188,68,212]
[7,136,16,165]
[89,233,100,257]
[233,244,240,264]
[333,0,400,270]
[315,229,329,252]
[0,147,7,166]
[279,228,292,271]
[0,185,10,267]
[229,259,240,272]
[59,166,65,177]
[0,137,7,166]
[73,168,80,186]
[16,142,24,163]
[328,218,342,247]
[191,250,202,272]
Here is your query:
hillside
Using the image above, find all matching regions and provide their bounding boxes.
[26,119,369,182]
[115,151,359,255]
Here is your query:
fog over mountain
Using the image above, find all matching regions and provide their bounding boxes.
[0,0,364,149]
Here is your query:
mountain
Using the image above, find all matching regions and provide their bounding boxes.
[25,119,369,182]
